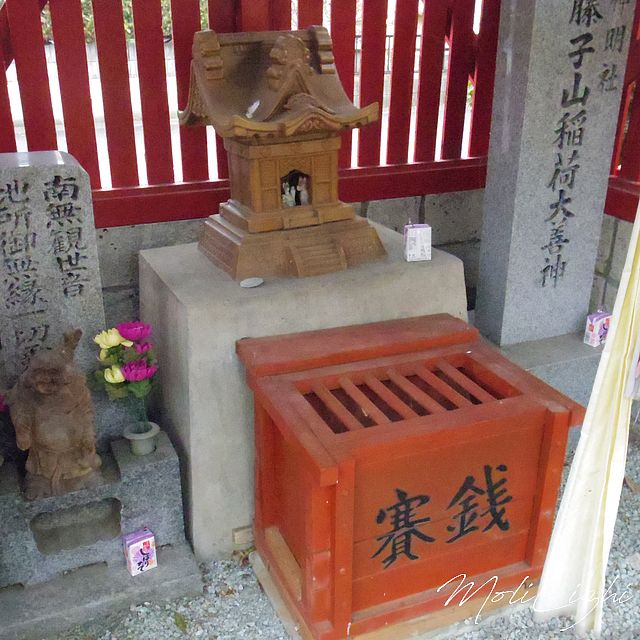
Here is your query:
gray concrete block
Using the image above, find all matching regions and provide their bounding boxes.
[366,196,421,232]
[595,214,617,275]
[604,279,619,312]
[424,189,483,245]
[139,224,468,559]
[589,274,606,312]
[0,151,106,387]
[436,239,481,288]
[0,542,202,640]
[0,431,187,588]
[102,286,140,327]
[97,219,201,289]
[501,332,601,407]
[609,218,632,283]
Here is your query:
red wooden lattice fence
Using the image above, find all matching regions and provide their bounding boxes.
[0,1,637,226]
[606,1,640,222]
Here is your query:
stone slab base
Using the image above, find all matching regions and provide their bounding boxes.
[139,224,467,559]
[0,542,202,640]
[199,214,386,279]
[250,551,535,640]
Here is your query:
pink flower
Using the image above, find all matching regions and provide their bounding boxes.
[116,321,152,342]
[121,360,158,382]
[134,342,153,354]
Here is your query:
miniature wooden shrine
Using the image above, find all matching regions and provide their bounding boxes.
[237,315,585,640]
[180,26,386,279]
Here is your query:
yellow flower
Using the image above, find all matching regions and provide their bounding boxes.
[104,365,125,384]
[99,349,111,362]
[94,328,133,349]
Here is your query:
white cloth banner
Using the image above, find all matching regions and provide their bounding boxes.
[534,202,640,635]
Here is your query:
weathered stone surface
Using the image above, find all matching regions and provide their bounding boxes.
[0,151,105,386]
[139,224,468,558]
[366,196,422,232]
[0,431,186,587]
[423,189,483,245]
[475,1,634,345]
[609,217,633,283]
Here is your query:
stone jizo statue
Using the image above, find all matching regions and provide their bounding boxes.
[7,329,102,500]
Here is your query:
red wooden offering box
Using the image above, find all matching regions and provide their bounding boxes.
[237,314,584,640]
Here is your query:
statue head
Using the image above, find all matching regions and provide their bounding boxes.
[22,329,82,397]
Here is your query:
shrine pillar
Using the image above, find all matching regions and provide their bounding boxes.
[475,0,634,346]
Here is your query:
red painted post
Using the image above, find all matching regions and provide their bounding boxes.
[386,0,419,165]
[270,0,292,30]
[469,0,500,158]
[238,0,271,31]
[6,0,57,151]
[208,0,237,180]
[50,0,101,188]
[91,0,139,187]
[331,1,357,168]
[414,0,448,162]
[171,0,210,182]
[358,0,388,167]
[441,0,475,160]
[0,45,16,153]
[299,0,324,28]
[132,0,175,186]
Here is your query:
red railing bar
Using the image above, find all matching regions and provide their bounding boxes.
[414,0,448,162]
[441,0,475,160]
[0,44,16,152]
[299,0,323,28]
[358,0,388,167]
[386,0,419,165]
[132,0,175,186]
[93,157,487,227]
[209,0,237,180]
[269,0,292,30]
[92,0,139,187]
[331,0,357,168]
[171,0,209,182]
[6,0,57,151]
[50,0,101,188]
[469,0,501,158]
[605,177,640,222]
[238,0,270,31]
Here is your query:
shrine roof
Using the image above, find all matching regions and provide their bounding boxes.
[179,27,378,139]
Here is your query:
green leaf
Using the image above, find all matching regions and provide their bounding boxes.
[105,383,129,400]
[174,612,188,633]
[128,379,151,399]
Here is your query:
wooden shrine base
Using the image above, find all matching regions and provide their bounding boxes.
[251,551,538,640]
[198,214,387,279]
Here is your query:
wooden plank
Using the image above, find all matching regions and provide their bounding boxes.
[299,0,324,28]
[132,0,174,185]
[386,368,446,414]
[92,0,139,187]
[414,0,448,162]
[331,0,357,167]
[208,0,236,179]
[6,0,57,151]
[171,0,209,181]
[469,0,501,158]
[312,383,364,431]
[413,364,472,408]
[435,359,496,403]
[364,374,418,420]
[358,0,387,167]
[339,377,391,426]
[0,45,16,152]
[441,0,475,159]
[50,0,101,188]
[386,0,419,165]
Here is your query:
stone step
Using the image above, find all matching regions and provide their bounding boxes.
[289,239,347,277]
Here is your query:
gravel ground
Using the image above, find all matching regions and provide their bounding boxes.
[47,429,640,640]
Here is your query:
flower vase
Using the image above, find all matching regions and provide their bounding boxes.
[123,421,160,456]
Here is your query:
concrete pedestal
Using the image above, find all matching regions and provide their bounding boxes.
[139,225,467,558]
